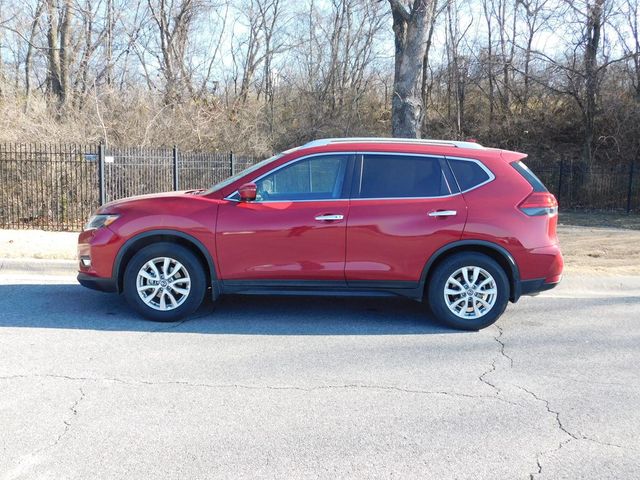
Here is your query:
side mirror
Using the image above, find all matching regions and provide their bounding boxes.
[238,182,257,202]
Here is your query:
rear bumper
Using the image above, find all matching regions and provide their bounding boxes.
[77,272,118,293]
[512,243,563,301]
[519,276,561,296]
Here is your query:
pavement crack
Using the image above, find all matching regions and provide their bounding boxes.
[0,373,526,407]
[517,385,627,479]
[478,323,512,396]
[53,386,86,447]
[495,324,514,367]
[517,385,575,480]
[478,357,500,393]
[518,385,578,440]
[3,385,87,478]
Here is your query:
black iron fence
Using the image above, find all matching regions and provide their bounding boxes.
[0,143,259,231]
[0,143,637,231]
[525,157,638,213]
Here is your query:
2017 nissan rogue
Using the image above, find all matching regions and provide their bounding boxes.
[77,138,563,330]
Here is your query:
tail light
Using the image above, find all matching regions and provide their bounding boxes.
[518,192,558,216]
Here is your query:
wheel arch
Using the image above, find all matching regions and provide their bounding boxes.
[113,229,220,300]
[420,240,521,302]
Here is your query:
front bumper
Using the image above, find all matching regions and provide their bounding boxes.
[77,272,118,292]
[77,226,120,277]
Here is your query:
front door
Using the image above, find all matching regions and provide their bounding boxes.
[216,153,353,282]
[345,153,467,284]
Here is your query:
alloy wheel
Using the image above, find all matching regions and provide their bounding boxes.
[443,266,497,320]
[136,256,191,311]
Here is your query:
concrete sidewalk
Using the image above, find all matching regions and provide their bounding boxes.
[0,257,76,275]
[0,228,77,260]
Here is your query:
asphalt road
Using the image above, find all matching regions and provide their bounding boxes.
[0,272,639,479]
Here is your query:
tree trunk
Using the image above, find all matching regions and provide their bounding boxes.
[482,0,494,125]
[0,22,4,97]
[106,0,114,86]
[420,0,438,134]
[582,0,604,166]
[389,0,437,138]
[25,1,45,103]
[46,0,64,101]
[59,0,72,102]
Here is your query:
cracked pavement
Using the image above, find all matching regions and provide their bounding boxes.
[0,273,639,479]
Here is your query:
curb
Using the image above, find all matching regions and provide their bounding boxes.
[0,258,77,276]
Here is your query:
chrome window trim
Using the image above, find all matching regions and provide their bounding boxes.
[224,151,495,202]
[224,152,353,203]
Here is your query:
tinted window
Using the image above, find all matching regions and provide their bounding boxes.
[357,155,450,198]
[255,154,348,201]
[511,161,548,192]
[448,159,491,191]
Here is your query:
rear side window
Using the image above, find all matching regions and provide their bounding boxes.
[511,161,548,192]
[357,154,451,198]
[448,159,491,191]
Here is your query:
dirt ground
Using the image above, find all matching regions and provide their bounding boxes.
[556,211,640,275]
[558,225,640,275]
[1,212,640,275]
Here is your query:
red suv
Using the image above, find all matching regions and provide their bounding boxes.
[78,138,562,330]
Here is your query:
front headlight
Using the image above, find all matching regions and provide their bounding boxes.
[84,214,120,231]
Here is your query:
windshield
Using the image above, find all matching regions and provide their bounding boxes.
[203,151,289,195]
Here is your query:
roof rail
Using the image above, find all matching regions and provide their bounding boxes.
[302,137,484,150]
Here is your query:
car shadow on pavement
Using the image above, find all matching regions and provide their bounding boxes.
[0,283,460,335]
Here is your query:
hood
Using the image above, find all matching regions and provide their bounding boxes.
[97,189,204,213]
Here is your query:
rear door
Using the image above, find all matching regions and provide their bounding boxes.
[345,153,467,284]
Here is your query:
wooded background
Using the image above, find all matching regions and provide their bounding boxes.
[0,0,638,170]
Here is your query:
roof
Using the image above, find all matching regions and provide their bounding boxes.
[302,137,485,150]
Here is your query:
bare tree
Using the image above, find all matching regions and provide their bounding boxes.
[45,0,74,105]
[24,1,46,102]
[617,0,640,99]
[419,1,437,120]
[444,0,472,136]
[388,0,438,138]
[517,0,551,107]
[581,0,605,165]
[236,0,262,104]
[148,0,198,102]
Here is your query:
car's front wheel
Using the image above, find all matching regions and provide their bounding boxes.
[123,242,206,322]
[427,252,509,330]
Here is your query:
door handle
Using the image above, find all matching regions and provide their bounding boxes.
[428,210,457,217]
[315,214,344,221]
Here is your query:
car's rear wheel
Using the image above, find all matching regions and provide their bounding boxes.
[123,242,206,322]
[427,252,509,331]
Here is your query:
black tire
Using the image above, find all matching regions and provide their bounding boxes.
[427,252,509,331]
[123,242,207,322]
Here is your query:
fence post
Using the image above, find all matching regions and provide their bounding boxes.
[557,157,564,202]
[173,145,179,191]
[98,143,106,206]
[229,150,234,177]
[627,160,635,214]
